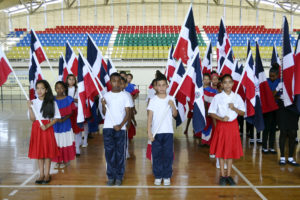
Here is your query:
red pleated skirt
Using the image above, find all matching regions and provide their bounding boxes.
[28,120,60,159]
[70,109,84,134]
[128,122,136,140]
[210,119,243,159]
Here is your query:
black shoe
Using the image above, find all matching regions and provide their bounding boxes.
[43,176,51,184]
[76,154,80,157]
[287,160,300,167]
[219,176,227,186]
[269,149,277,154]
[249,139,255,145]
[226,176,236,186]
[107,179,115,186]
[88,134,94,139]
[262,148,269,154]
[279,160,286,165]
[115,179,122,186]
[256,139,262,145]
[35,178,44,184]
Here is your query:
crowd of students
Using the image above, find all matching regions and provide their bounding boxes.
[27,64,299,186]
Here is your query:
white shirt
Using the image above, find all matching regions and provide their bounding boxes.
[68,86,78,106]
[208,91,245,122]
[28,98,61,120]
[147,95,177,135]
[124,91,134,108]
[103,91,131,130]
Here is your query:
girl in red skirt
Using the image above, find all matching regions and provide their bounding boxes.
[28,80,61,184]
[208,74,245,186]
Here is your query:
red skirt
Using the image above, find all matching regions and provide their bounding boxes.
[70,109,84,134]
[28,120,60,159]
[128,122,136,140]
[210,119,243,159]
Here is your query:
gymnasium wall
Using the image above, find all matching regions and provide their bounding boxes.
[3,0,299,32]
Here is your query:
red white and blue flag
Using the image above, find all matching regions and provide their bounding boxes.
[0,49,12,87]
[107,58,117,76]
[165,44,176,82]
[173,5,199,65]
[179,52,206,133]
[217,18,231,74]
[281,16,295,107]
[219,47,234,75]
[294,33,300,112]
[65,41,78,77]
[77,53,98,123]
[58,54,70,82]
[231,61,246,100]
[256,41,278,114]
[271,43,281,78]
[202,41,212,74]
[29,53,44,100]
[30,29,46,64]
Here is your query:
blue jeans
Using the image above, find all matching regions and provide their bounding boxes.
[103,128,126,180]
[152,133,173,179]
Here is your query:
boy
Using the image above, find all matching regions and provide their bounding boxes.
[147,75,177,186]
[101,72,130,186]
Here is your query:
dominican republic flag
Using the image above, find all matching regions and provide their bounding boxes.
[202,41,212,74]
[256,41,278,114]
[77,53,99,123]
[231,61,246,100]
[58,54,70,82]
[241,40,256,118]
[281,16,295,107]
[0,49,12,87]
[65,41,78,77]
[271,43,281,78]
[165,44,176,82]
[294,34,300,112]
[217,18,231,73]
[219,47,234,75]
[30,29,46,64]
[168,61,187,127]
[173,5,198,65]
[107,58,117,76]
[87,35,111,91]
[179,52,206,133]
[29,53,44,100]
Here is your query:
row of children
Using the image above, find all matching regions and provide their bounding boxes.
[27,71,139,185]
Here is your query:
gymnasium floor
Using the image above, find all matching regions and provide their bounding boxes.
[0,99,300,200]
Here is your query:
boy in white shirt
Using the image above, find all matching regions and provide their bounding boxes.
[147,75,178,186]
[101,73,130,186]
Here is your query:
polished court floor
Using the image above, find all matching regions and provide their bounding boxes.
[0,99,300,200]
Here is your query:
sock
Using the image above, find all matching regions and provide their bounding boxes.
[288,157,294,162]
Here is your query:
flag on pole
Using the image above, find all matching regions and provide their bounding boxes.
[255,41,278,113]
[58,54,70,82]
[165,44,176,82]
[0,50,12,87]
[107,58,117,76]
[202,41,212,74]
[281,16,295,107]
[231,61,246,100]
[173,5,199,65]
[30,29,46,64]
[217,18,231,73]
[219,47,234,75]
[66,41,78,76]
[29,53,44,100]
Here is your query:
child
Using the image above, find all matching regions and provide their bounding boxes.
[27,80,61,184]
[147,75,178,186]
[209,74,245,186]
[101,72,130,186]
[125,73,139,127]
[262,65,280,154]
[146,78,157,106]
[120,76,134,159]
[65,74,84,156]
[52,81,76,169]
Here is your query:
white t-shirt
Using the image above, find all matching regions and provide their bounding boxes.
[208,91,245,122]
[103,91,131,130]
[124,91,134,108]
[28,98,61,120]
[147,95,177,135]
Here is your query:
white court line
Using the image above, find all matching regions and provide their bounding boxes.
[232,165,267,200]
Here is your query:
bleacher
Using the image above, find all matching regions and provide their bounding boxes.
[111,25,206,59]
[6,28,26,38]
[6,26,113,60]
[204,25,297,59]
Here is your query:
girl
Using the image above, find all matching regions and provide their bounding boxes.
[28,80,61,184]
[52,81,76,168]
[208,74,245,186]
[65,74,85,156]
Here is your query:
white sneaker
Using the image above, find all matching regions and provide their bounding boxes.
[82,144,88,148]
[209,154,215,158]
[154,178,162,186]
[59,163,66,168]
[216,159,220,169]
[163,178,171,186]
